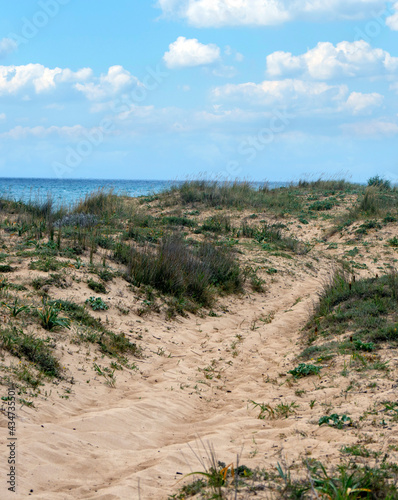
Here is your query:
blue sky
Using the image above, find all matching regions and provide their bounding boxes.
[0,0,397,182]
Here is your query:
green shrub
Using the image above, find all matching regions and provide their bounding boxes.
[0,264,14,273]
[309,200,335,211]
[162,216,196,227]
[202,215,231,233]
[388,236,398,248]
[87,279,107,294]
[368,175,391,190]
[126,236,242,308]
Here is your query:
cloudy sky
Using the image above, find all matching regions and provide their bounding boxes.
[0,0,397,182]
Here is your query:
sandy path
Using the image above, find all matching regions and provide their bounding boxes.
[1,265,338,500]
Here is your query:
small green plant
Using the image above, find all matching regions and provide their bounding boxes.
[251,400,298,419]
[288,363,321,378]
[1,297,30,317]
[38,302,71,331]
[85,296,109,311]
[381,401,398,421]
[93,363,116,387]
[353,339,375,352]
[341,444,370,457]
[319,413,352,429]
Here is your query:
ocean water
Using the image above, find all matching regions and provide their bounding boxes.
[0,178,179,208]
[0,178,285,209]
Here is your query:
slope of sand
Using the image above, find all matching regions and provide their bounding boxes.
[0,202,397,499]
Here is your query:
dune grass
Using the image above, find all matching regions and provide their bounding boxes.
[300,270,398,364]
[115,235,243,308]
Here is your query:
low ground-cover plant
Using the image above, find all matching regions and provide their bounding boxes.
[85,296,109,310]
[32,273,69,290]
[29,257,69,272]
[319,413,352,429]
[288,363,321,378]
[309,199,336,211]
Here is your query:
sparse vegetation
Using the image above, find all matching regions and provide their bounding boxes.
[85,296,109,311]
[1,179,398,499]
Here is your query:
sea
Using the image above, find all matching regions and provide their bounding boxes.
[0,178,282,209]
[0,178,180,208]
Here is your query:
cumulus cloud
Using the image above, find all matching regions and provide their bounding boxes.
[164,37,220,68]
[344,92,384,115]
[158,0,385,27]
[212,78,384,118]
[386,2,398,30]
[266,41,398,80]
[0,64,143,103]
[74,65,141,101]
[0,64,92,95]
[0,38,18,58]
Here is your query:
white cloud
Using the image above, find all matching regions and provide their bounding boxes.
[158,0,385,27]
[341,120,398,137]
[0,113,6,120]
[0,64,92,95]
[267,41,398,80]
[213,79,349,110]
[0,64,143,103]
[74,65,141,101]
[164,36,220,68]
[386,2,398,30]
[344,92,384,115]
[212,79,385,118]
